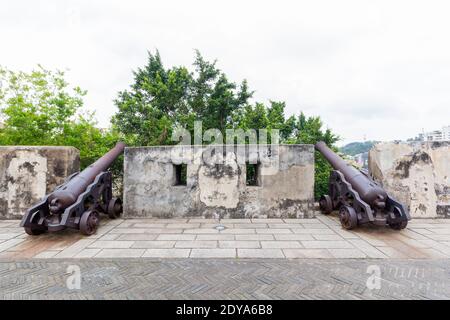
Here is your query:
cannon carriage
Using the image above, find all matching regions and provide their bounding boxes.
[315,141,410,230]
[20,142,125,236]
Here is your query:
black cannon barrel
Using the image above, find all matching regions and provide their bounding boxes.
[48,142,126,213]
[315,141,387,208]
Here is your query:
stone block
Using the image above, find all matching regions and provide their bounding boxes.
[369,141,450,218]
[123,145,315,219]
[0,146,79,219]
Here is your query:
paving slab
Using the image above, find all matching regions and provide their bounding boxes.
[0,239,26,252]
[88,241,134,249]
[143,249,190,258]
[376,246,409,259]
[219,241,260,248]
[222,228,256,234]
[54,239,97,258]
[260,241,302,248]
[268,224,304,229]
[301,240,355,249]
[347,239,388,259]
[328,248,367,258]
[0,233,22,240]
[98,234,121,241]
[131,241,176,249]
[95,248,145,258]
[274,234,315,241]
[73,249,102,258]
[183,228,220,234]
[187,219,219,223]
[235,234,275,241]
[33,250,60,259]
[195,234,235,241]
[292,228,336,235]
[190,249,236,258]
[218,219,252,223]
[283,249,333,259]
[156,234,196,241]
[237,248,285,258]
[117,234,159,241]
[232,223,268,229]
[312,234,344,241]
[255,228,292,234]
[251,218,284,223]
[175,241,217,248]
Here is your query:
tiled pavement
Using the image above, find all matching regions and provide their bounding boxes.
[1,215,450,259]
[1,259,450,299]
[2,216,450,299]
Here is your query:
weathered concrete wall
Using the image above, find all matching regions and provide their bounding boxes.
[0,146,80,219]
[124,145,315,218]
[369,141,450,218]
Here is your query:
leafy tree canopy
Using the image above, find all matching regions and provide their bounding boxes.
[0,65,119,169]
[112,50,252,146]
[113,50,340,198]
[0,52,341,199]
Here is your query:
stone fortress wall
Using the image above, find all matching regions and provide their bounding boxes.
[0,146,80,219]
[123,144,315,218]
[369,141,450,218]
[1,142,448,220]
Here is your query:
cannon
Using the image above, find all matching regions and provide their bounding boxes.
[315,141,410,230]
[20,142,125,236]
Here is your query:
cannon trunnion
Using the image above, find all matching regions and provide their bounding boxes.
[315,141,410,230]
[20,142,125,236]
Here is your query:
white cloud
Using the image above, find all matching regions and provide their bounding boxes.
[1,0,449,144]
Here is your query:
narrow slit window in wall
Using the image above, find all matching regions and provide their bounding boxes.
[246,163,260,186]
[174,164,187,186]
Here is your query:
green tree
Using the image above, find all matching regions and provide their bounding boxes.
[290,112,340,199]
[113,50,340,199]
[112,50,252,145]
[0,65,120,171]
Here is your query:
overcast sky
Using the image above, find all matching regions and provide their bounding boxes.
[1,0,450,145]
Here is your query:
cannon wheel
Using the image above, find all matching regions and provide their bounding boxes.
[319,195,333,214]
[339,205,358,230]
[24,227,46,236]
[80,210,99,235]
[107,198,123,219]
[389,221,408,230]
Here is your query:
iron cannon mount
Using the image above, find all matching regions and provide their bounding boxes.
[315,141,410,230]
[20,142,125,236]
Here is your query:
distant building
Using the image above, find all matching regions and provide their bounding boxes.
[442,125,450,140]
[421,125,450,142]
[425,130,443,141]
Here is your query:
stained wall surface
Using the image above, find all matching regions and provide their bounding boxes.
[369,141,450,218]
[124,145,315,218]
[0,146,80,219]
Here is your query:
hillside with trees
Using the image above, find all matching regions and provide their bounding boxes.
[340,141,377,156]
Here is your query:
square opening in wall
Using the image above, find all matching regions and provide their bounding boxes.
[246,163,260,186]
[174,164,187,186]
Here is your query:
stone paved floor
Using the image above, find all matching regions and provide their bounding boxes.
[1,259,449,299]
[2,215,450,299]
[1,215,450,259]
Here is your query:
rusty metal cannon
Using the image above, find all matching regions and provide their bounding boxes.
[315,141,410,230]
[20,142,125,235]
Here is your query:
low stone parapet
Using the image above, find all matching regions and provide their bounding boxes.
[124,144,315,218]
[369,141,450,218]
[0,146,80,219]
